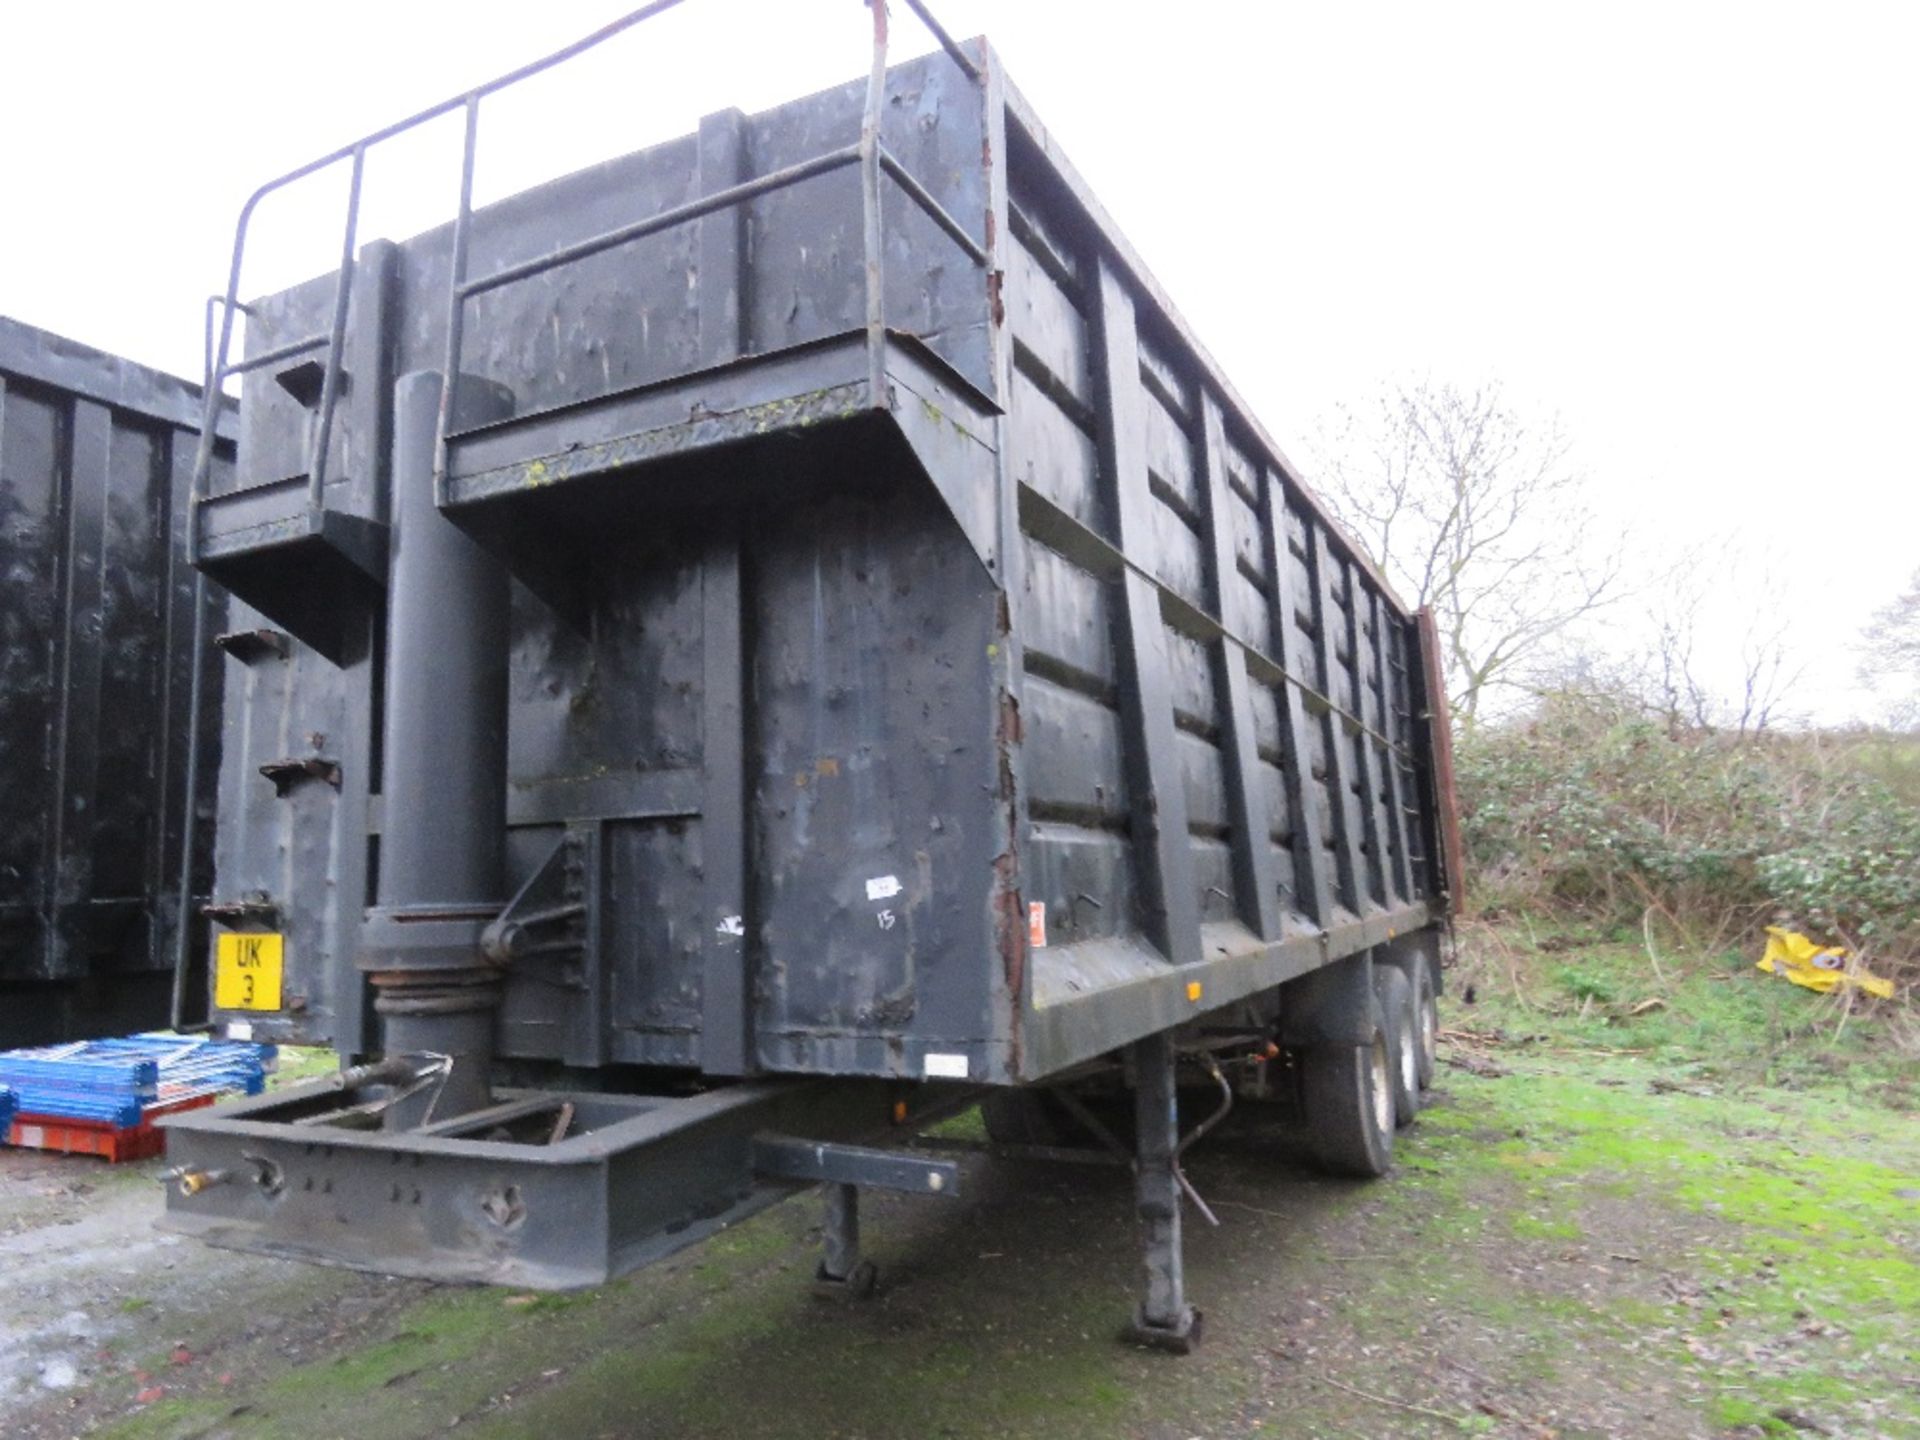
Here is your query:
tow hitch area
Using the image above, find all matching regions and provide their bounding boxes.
[159,1069,963,1290]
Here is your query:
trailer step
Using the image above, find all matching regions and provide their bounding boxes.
[192,481,388,661]
[439,329,1002,581]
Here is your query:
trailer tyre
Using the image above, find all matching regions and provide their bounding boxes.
[981,1088,1064,1147]
[982,1088,1133,1152]
[1411,956,1439,1091]
[1302,998,1395,1178]
[1374,965,1421,1128]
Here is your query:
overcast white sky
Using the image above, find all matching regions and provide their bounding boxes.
[2,2,1914,723]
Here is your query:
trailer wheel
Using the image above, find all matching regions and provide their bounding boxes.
[981,1088,1065,1146]
[1374,965,1421,1128]
[1411,956,1439,1091]
[982,1088,1133,1152]
[1301,998,1395,1178]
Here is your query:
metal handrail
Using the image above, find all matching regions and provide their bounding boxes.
[188,0,988,547]
[458,146,864,303]
[430,0,989,495]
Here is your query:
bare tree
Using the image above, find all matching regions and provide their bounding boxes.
[1859,567,1920,728]
[1647,556,1711,737]
[1727,612,1796,737]
[1307,380,1622,724]
[1645,543,1797,738]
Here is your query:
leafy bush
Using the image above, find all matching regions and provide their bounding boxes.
[1554,965,1618,1005]
[1455,688,1920,979]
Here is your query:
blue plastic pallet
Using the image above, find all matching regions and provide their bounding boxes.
[0,1034,272,1131]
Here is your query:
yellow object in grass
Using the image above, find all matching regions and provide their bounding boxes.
[1756,927,1895,1001]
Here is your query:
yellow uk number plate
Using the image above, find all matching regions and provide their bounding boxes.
[214,932,285,1011]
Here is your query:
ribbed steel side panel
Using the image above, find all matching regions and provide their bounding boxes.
[998,78,1445,1076]
[0,317,232,1044]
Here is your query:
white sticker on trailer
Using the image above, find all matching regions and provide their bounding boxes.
[226,1021,254,1042]
[865,875,903,902]
[923,1052,970,1079]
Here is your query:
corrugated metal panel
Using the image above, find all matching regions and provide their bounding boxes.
[0,317,233,1044]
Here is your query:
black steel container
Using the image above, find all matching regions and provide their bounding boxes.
[189,46,1453,1081]
[0,317,232,1045]
[163,11,1461,1328]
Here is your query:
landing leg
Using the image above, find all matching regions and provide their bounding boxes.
[1125,1030,1202,1352]
[812,1182,878,1300]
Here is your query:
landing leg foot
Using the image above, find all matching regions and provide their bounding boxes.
[811,1258,879,1301]
[1123,1304,1204,1354]
[810,1182,879,1301]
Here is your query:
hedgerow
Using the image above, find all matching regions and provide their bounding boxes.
[1454,689,1920,980]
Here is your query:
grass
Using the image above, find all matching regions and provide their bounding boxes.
[923,1103,989,1143]
[1454,913,1917,1105]
[1423,1054,1920,1435]
[1436,914,1920,1436]
[265,1045,341,1088]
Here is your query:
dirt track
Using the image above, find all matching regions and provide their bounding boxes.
[3,1047,1915,1440]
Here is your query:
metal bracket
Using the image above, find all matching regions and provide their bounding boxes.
[258,756,342,796]
[213,628,291,663]
[752,1136,960,1197]
[203,892,280,927]
[274,357,347,409]
[480,830,589,970]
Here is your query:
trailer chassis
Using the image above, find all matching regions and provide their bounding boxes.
[162,1069,969,1290]
[162,1028,1218,1352]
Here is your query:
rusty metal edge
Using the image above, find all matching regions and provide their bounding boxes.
[1415,607,1466,915]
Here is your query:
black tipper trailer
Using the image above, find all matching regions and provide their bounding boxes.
[159,4,1462,1350]
[0,316,232,1046]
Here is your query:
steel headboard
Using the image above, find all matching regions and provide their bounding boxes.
[187,0,987,547]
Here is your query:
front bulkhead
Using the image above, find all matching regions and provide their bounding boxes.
[211,453,1015,1079]
[199,51,1023,1082]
